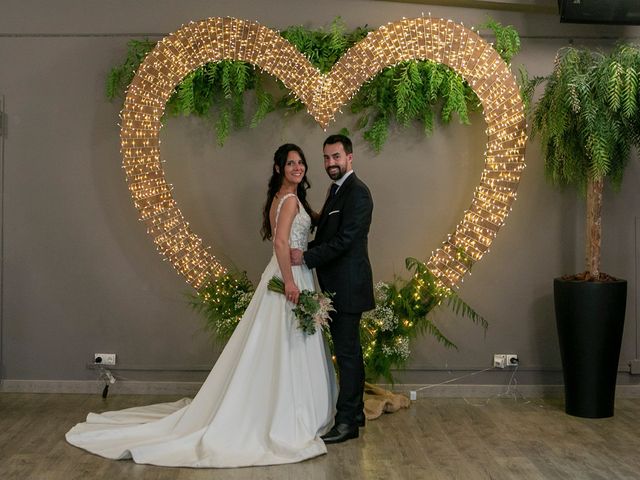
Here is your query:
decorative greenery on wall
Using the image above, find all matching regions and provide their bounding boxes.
[107,18,521,150]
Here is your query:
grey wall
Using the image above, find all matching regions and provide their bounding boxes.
[1,0,639,387]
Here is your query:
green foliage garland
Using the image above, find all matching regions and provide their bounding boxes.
[189,257,486,383]
[106,18,521,150]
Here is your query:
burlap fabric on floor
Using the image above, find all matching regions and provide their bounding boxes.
[364,382,410,420]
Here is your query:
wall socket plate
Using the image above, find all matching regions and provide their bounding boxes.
[494,353,519,368]
[94,353,116,365]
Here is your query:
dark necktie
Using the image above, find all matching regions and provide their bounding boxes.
[329,183,339,198]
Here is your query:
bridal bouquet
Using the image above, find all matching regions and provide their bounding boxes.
[267,276,334,335]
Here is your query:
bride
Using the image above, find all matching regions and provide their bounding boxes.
[66,144,337,468]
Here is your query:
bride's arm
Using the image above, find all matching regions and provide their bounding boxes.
[273,196,300,304]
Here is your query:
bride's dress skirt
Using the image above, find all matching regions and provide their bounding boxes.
[66,256,336,468]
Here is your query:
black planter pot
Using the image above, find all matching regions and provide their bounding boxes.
[554,278,627,418]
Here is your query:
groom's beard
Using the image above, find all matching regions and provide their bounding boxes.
[326,166,345,180]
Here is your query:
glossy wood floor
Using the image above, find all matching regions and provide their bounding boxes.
[1,392,640,479]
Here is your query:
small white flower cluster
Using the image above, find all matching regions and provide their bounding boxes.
[363,282,399,332]
[235,291,253,311]
[365,305,398,331]
[373,281,390,302]
[216,290,254,335]
[382,336,410,360]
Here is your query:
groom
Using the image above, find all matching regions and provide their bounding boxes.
[292,134,375,444]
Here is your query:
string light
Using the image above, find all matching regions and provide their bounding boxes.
[121,16,526,290]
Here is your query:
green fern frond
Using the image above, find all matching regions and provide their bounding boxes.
[446,295,488,330]
[445,74,469,124]
[439,70,463,123]
[419,320,457,349]
[192,68,216,116]
[607,61,624,111]
[176,71,196,115]
[231,61,249,95]
[250,86,274,128]
[328,17,348,54]
[477,17,520,63]
[105,69,123,100]
[428,63,445,101]
[517,65,544,112]
[221,61,232,99]
[215,108,231,146]
[422,107,434,136]
[363,115,389,152]
[622,66,638,118]
[204,62,218,84]
[105,39,156,100]
[395,63,415,126]
[586,132,611,178]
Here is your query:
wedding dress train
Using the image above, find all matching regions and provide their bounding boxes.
[66,194,337,467]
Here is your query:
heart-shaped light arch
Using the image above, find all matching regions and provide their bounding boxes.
[121,16,526,291]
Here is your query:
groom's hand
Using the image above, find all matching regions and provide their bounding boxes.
[290,249,304,266]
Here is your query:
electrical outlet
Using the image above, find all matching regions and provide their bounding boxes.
[493,354,506,368]
[506,354,519,367]
[94,353,116,365]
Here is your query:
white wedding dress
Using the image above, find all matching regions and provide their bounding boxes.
[66,194,337,467]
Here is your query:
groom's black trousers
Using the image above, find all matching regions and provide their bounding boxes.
[329,310,365,426]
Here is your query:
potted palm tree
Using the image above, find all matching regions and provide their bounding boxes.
[530,45,640,417]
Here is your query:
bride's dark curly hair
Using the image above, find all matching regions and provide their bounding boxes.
[261,143,314,240]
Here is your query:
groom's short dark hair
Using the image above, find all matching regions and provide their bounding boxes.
[324,134,352,155]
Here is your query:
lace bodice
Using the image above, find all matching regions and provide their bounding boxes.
[274,193,311,250]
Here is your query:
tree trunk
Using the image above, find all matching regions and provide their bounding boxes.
[586,176,603,278]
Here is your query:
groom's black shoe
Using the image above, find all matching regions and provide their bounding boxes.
[355,412,365,427]
[321,423,359,444]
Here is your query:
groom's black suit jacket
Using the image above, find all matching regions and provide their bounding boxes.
[304,172,375,314]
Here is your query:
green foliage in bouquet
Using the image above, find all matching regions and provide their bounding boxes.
[267,276,334,335]
[106,18,521,151]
